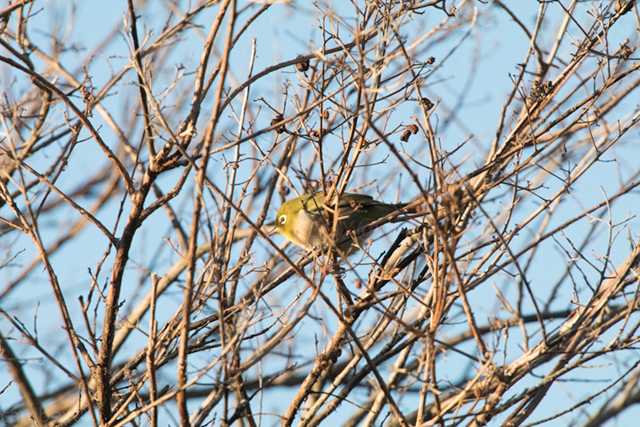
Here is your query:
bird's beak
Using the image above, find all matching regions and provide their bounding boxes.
[263,220,277,235]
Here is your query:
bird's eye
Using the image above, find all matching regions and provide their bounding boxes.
[278,214,287,225]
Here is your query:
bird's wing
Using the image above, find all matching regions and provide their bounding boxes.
[322,193,381,221]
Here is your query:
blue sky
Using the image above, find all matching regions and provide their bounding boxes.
[2,1,640,425]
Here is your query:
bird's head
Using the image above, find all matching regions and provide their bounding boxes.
[274,193,324,248]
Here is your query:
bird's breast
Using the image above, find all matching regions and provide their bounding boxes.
[291,210,322,250]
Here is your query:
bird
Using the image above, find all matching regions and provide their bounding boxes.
[274,191,407,254]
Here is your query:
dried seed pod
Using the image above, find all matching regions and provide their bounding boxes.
[420,97,434,110]
[400,124,419,142]
[295,55,310,72]
[426,56,436,65]
[271,114,286,134]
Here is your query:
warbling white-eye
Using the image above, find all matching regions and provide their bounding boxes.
[274,192,407,253]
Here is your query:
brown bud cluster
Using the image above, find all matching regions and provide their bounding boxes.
[271,114,286,134]
[295,55,310,72]
[529,80,553,102]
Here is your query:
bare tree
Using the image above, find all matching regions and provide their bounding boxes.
[2,0,640,426]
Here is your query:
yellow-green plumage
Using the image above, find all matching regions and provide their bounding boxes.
[275,192,405,252]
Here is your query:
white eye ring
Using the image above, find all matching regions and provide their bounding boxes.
[278,214,287,225]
